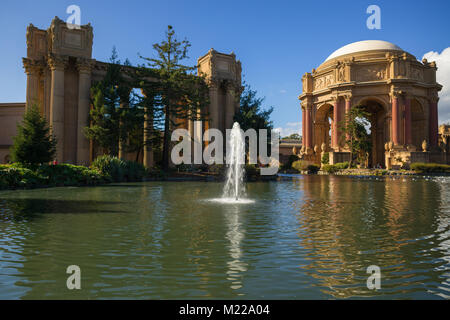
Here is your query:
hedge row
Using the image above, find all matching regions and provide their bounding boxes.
[292,160,320,174]
[321,162,350,174]
[0,163,105,189]
[0,155,160,190]
[410,162,450,173]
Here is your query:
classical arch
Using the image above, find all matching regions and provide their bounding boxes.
[298,40,444,168]
[314,103,333,152]
[354,97,388,167]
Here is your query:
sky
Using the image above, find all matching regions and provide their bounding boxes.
[1,0,449,137]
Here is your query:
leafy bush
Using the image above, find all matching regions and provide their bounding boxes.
[281,154,299,171]
[292,160,309,172]
[291,160,319,174]
[321,152,329,164]
[306,164,320,174]
[124,160,147,181]
[335,162,350,170]
[410,162,450,173]
[322,164,338,174]
[0,163,104,189]
[91,155,147,182]
[37,164,104,186]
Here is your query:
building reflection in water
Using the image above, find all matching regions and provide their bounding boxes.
[295,175,448,299]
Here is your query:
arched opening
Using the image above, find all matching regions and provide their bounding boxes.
[314,103,334,151]
[411,99,426,148]
[354,98,387,168]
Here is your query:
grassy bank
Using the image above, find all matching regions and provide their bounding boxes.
[0,156,163,190]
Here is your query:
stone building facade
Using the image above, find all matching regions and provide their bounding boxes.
[298,40,446,168]
[0,16,242,165]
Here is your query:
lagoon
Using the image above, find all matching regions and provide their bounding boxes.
[0,175,449,299]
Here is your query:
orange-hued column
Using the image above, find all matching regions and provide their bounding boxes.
[345,98,351,143]
[302,107,306,145]
[429,100,438,147]
[404,97,412,146]
[391,96,399,145]
[332,101,339,149]
[305,107,312,149]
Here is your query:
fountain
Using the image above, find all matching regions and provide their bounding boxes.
[223,122,245,201]
[207,122,254,204]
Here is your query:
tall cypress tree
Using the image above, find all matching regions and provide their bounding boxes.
[11,103,57,165]
[138,25,209,171]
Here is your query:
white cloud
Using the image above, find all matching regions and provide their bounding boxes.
[274,121,302,138]
[423,48,450,124]
[280,89,287,94]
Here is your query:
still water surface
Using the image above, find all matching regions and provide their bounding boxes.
[0,175,449,299]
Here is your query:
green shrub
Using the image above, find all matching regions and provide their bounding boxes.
[91,155,147,182]
[123,160,147,181]
[307,164,320,174]
[281,154,299,170]
[335,162,349,170]
[292,160,309,172]
[321,152,329,165]
[0,163,104,189]
[322,164,338,174]
[410,162,450,173]
[36,164,104,186]
[91,155,126,182]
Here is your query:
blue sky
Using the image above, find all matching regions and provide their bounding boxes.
[1,0,449,135]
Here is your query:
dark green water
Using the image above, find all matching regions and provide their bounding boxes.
[0,175,449,299]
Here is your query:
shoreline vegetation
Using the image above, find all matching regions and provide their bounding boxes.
[282,160,450,177]
[2,158,449,191]
[0,155,277,190]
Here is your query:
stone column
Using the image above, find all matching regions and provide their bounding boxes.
[429,97,439,147]
[304,105,312,150]
[76,59,92,166]
[23,58,40,110]
[404,95,412,146]
[209,81,220,130]
[344,95,352,144]
[332,98,339,150]
[301,106,306,146]
[48,55,67,163]
[391,92,400,146]
[225,82,236,130]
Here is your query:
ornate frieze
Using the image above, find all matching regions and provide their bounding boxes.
[355,64,386,82]
[314,73,334,90]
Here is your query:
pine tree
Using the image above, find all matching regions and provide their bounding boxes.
[84,47,135,156]
[11,103,57,165]
[138,25,209,171]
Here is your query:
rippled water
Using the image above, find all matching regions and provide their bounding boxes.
[0,175,449,299]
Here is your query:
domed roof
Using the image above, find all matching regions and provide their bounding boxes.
[325,40,403,62]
